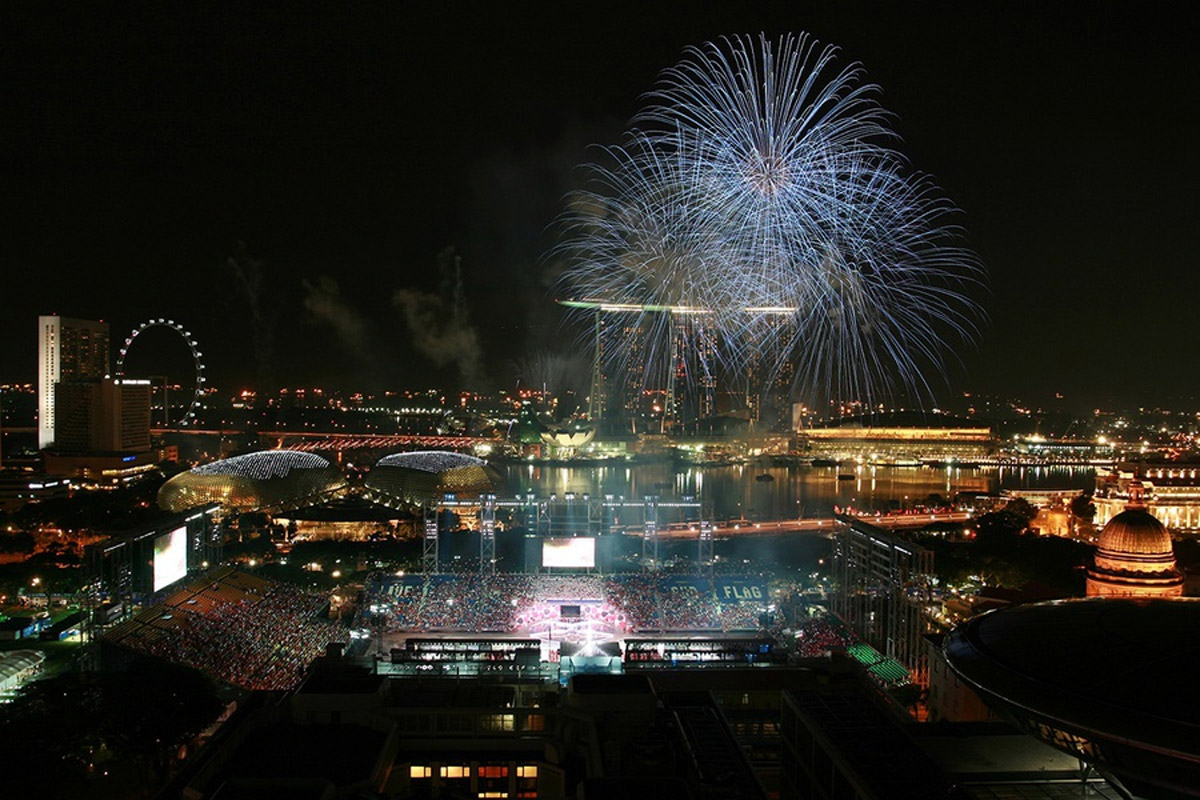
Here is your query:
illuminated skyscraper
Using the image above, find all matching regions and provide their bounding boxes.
[669,315,717,430]
[38,315,110,449]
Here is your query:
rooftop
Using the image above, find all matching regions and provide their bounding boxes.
[192,450,332,479]
[374,450,487,473]
[944,598,1200,796]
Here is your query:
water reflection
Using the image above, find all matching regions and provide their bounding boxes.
[494,463,1095,521]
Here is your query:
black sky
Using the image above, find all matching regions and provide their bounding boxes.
[2,2,1194,409]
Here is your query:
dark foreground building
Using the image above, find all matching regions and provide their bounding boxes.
[172,654,771,800]
[166,652,1127,800]
[945,598,1200,799]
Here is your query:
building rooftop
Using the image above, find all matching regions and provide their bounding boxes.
[374,450,487,473]
[192,450,332,479]
[785,686,953,799]
[944,598,1200,797]
[1097,507,1173,558]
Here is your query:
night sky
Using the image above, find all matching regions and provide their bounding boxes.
[2,2,1193,409]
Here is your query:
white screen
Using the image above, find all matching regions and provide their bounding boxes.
[153,526,188,591]
[542,537,595,568]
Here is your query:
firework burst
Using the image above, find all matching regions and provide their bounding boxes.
[557,33,985,409]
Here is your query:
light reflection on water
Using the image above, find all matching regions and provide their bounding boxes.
[498,462,1095,521]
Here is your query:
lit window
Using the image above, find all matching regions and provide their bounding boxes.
[409,766,431,779]
[517,765,538,778]
[441,765,469,778]
[481,713,515,731]
[477,793,509,799]
[478,766,508,778]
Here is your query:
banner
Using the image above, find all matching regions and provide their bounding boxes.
[714,578,767,605]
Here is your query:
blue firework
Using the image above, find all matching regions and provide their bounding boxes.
[557,33,985,407]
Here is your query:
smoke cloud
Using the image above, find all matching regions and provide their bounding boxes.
[302,275,370,354]
[393,247,485,388]
[225,242,278,391]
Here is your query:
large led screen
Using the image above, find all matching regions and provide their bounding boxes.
[542,537,595,569]
[153,526,188,591]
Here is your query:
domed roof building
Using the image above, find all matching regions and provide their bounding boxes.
[362,451,499,508]
[158,450,346,513]
[1086,484,1183,598]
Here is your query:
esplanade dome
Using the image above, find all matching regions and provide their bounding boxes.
[362,451,500,508]
[158,450,347,513]
[1087,506,1183,598]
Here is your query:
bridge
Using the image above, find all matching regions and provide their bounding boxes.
[153,428,494,452]
[630,510,972,539]
[258,431,495,452]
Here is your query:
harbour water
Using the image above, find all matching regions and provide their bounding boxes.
[495,462,1096,521]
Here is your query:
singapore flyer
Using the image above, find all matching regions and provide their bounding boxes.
[115,318,207,426]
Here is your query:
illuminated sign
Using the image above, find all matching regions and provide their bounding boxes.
[153,526,188,591]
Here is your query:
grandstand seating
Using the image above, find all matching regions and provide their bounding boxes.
[793,616,912,688]
[102,566,346,690]
[363,572,771,635]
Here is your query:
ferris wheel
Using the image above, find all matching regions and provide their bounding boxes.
[115,319,206,426]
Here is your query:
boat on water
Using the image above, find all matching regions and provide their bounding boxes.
[836,473,855,481]
[755,473,775,482]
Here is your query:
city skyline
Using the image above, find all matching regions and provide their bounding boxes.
[3,8,1198,796]
[2,3,1193,408]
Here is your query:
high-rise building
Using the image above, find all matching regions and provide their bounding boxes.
[38,315,110,449]
[832,516,935,683]
[53,378,151,454]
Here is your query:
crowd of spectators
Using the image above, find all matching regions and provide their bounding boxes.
[365,572,771,634]
[417,574,531,631]
[531,575,604,601]
[793,615,855,658]
[717,603,760,631]
[105,568,347,690]
[657,582,720,630]
[603,574,658,628]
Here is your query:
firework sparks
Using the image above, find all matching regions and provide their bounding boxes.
[557,33,985,408]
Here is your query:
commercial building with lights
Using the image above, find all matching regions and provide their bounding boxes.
[799,411,994,463]
[52,378,151,454]
[0,472,71,512]
[558,299,800,435]
[175,666,781,800]
[37,315,110,449]
[1095,463,1200,532]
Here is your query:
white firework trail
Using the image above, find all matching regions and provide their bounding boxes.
[556,33,985,408]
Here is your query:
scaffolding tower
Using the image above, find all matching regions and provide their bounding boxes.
[427,493,703,575]
[642,496,659,569]
[422,504,439,574]
[479,493,497,575]
[698,520,714,574]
